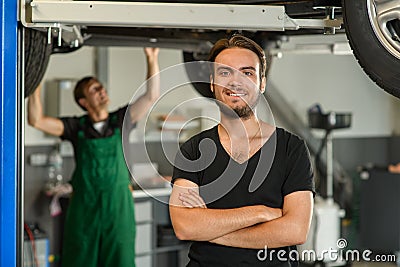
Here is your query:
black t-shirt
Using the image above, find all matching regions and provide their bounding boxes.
[60,105,134,156]
[172,126,314,266]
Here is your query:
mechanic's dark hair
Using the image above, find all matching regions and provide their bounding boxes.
[208,34,267,79]
[74,76,96,111]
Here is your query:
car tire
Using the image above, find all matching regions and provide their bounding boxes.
[183,49,273,98]
[183,51,213,98]
[342,0,400,98]
[24,28,52,97]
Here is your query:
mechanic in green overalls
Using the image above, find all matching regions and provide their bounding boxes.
[27,47,160,267]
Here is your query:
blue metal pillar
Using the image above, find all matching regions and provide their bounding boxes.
[0,0,19,265]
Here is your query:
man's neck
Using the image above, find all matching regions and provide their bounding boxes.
[219,114,261,140]
[88,108,109,123]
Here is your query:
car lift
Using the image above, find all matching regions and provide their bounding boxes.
[1,1,342,266]
[21,1,342,46]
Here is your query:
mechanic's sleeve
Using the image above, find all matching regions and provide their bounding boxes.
[59,116,80,142]
[171,138,201,186]
[114,105,137,131]
[282,136,315,196]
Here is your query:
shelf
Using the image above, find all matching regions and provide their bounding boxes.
[132,187,171,199]
[136,251,153,257]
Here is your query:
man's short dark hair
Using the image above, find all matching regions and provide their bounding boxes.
[208,34,267,80]
[74,76,96,111]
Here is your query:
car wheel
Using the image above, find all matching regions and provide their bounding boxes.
[183,51,213,98]
[183,48,273,98]
[342,0,400,98]
[24,28,52,97]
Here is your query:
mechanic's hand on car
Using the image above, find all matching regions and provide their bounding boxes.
[144,47,159,58]
[388,163,400,174]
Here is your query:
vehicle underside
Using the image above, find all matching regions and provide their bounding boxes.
[21,0,400,98]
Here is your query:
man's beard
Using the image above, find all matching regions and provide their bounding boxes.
[215,92,261,120]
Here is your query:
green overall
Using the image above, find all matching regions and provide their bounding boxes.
[62,116,136,267]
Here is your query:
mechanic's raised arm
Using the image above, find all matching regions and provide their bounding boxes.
[27,84,64,137]
[210,190,313,249]
[129,47,160,124]
[169,178,282,242]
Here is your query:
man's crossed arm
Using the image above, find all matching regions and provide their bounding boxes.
[169,178,313,249]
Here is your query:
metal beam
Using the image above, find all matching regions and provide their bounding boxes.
[0,0,19,266]
[23,1,342,32]
[284,17,343,31]
[28,1,286,30]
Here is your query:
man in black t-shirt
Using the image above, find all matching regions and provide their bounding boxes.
[28,48,159,267]
[169,35,314,266]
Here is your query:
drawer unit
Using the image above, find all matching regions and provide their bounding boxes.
[135,200,153,223]
[136,223,152,255]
